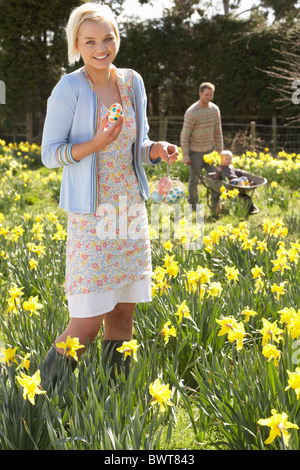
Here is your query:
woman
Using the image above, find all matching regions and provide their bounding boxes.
[41,2,178,386]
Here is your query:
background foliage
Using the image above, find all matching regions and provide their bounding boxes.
[0,0,299,142]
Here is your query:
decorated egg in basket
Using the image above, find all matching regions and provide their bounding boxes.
[151,189,166,203]
[150,176,185,204]
[107,103,123,125]
[165,186,185,204]
[157,176,172,195]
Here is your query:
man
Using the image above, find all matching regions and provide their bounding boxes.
[180,82,223,209]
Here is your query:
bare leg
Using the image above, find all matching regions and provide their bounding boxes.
[54,315,104,357]
[53,302,136,357]
[103,302,136,340]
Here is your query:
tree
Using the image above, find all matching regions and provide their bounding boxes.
[264,23,300,124]
[0,0,125,142]
[259,0,299,21]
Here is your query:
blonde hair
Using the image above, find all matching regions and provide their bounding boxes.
[220,150,233,161]
[66,2,120,65]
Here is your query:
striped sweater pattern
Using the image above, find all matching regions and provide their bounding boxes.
[180,101,223,162]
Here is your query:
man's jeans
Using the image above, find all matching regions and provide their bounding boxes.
[188,150,219,208]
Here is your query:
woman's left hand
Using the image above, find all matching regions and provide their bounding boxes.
[150,141,179,164]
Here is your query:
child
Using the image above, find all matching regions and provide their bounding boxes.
[214,150,252,186]
[214,150,258,214]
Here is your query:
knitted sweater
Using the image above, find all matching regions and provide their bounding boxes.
[180,101,223,163]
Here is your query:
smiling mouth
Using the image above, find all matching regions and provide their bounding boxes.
[94,54,109,61]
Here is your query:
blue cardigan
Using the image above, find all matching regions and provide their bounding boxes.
[41,67,161,213]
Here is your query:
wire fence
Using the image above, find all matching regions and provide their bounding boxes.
[148,117,300,155]
[1,115,300,155]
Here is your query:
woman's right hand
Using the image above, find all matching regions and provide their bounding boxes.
[71,114,124,162]
[93,114,124,150]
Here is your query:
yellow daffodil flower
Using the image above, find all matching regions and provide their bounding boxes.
[206,281,222,298]
[258,409,299,447]
[160,321,177,345]
[271,282,287,301]
[262,344,281,366]
[216,317,238,336]
[259,319,283,345]
[116,339,140,361]
[241,307,257,322]
[278,307,297,328]
[8,284,24,299]
[285,368,300,399]
[56,336,84,361]
[0,346,18,366]
[227,322,246,351]
[224,266,239,283]
[251,265,264,279]
[149,378,173,412]
[175,300,191,323]
[16,369,46,405]
[163,240,173,251]
[22,295,43,316]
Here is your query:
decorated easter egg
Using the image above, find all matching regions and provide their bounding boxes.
[165,186,184,204]
[157,177,172,195]
[108,103,123,124]
[151,189,165,203]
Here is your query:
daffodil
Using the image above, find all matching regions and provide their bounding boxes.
[56,336,84,361]
[241,307,257,322]
[262,344,281,366]
[258,409,299,447]
[8,284,24,299]
[29,259,38,271]
[256,240,268,254]
[22,295,43,316]
[166,262,179,278]
[0,346,18,366]
[17,352,31,371]
[271,257,290,275]
[16,369,46,405]
[225,266,239,283]
[163,240,173,251]
[116,339,140,361]
[206,281,222,298]
[278,307,297,327]
[285,368,300,399]
[149,378,173,412]
[216,316,238,336]
[259,319,283,345]
[289,314,300,339]
[175,300,191,323]
[160,321,177,345]
[271,282,287,301]
[251,265,264,279]
[227,322,246,350]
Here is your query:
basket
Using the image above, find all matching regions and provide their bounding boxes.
[150,157,186,204]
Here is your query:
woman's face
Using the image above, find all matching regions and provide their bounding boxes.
[76,19,118,72]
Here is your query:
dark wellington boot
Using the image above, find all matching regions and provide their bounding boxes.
[41,344,77,391]
[102,339,131,385]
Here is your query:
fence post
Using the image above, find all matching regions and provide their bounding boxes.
[26,112,33,142]
[272,115,277,155]
[250,121,256,151]
[159,116,168,141]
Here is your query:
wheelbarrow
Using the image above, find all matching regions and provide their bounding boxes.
[201,171,267,214]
